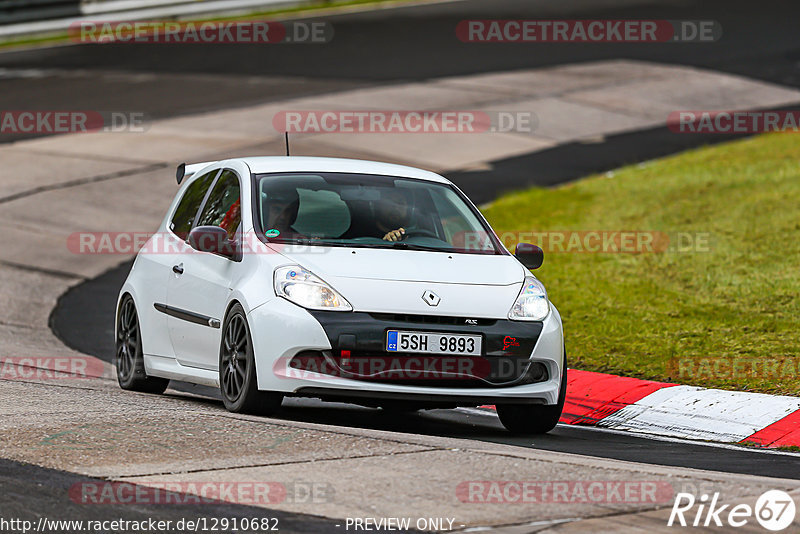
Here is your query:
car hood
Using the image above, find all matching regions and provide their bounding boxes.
[261,246,529,318]
[272,246,525,286]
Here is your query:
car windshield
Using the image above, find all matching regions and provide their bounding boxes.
[253,172,502,254]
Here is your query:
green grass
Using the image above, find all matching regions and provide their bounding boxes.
[482,133,800,396]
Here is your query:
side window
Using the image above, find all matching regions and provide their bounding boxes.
[170,170,219,239]
[195,170,241,241]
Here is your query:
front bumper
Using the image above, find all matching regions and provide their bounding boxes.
[302,311,546,387]
[248,297,564,406]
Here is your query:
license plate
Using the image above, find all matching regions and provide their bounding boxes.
[386,330,482,355]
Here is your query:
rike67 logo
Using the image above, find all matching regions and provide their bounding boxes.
[668,490,796,531]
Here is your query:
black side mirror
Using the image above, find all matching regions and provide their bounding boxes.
[188,226,238,259]
[515,243,543,270]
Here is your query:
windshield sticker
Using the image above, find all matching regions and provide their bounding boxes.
[265,229,280,238]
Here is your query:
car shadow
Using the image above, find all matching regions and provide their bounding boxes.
[161,383,562,447]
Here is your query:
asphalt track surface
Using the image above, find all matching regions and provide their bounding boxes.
[27,0,800,483]
[2,0,800,145]
[0,459,351,534]
[50,246,800,482]
[1,0,798,203]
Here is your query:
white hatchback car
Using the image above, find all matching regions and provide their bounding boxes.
[116,157,566,434]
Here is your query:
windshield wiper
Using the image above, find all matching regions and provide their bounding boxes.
[269,238,462,253]
[390,242,448,252]
[271,238,350,247]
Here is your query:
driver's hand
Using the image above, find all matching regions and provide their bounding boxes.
[382,228,405,242]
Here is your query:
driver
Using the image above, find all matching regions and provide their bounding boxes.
[264,191,301,237]
[376,189,411,241]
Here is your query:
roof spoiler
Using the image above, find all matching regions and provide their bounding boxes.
[176,161,217,184]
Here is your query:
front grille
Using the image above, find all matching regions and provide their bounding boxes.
[286,350,548,389]
[368,313,496,326]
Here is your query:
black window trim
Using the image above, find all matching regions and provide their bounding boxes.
[190,167,245,263]
[249,171,509,256]
[167,167,222,242]
[190,168,225,236]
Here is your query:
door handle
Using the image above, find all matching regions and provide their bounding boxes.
[172,264,184,275]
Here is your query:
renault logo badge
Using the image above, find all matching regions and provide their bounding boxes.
[422,290,440,307]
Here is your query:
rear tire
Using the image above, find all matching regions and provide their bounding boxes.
[497,352,567,435]
[219,303,283,415]
[116,295,170,394]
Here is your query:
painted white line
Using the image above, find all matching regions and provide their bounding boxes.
[455,407,800,457]
[0,0,298,37]
[600,386,800,442]
[0,0,466,40]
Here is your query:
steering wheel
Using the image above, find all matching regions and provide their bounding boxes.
[403,228,440,239]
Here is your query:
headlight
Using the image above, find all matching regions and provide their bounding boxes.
[508,276,549,321]
[274,265,352,311]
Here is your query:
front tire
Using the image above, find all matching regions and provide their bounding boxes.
[497,353,568,435]
[219,303,282,415]
[116,295,169,394]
